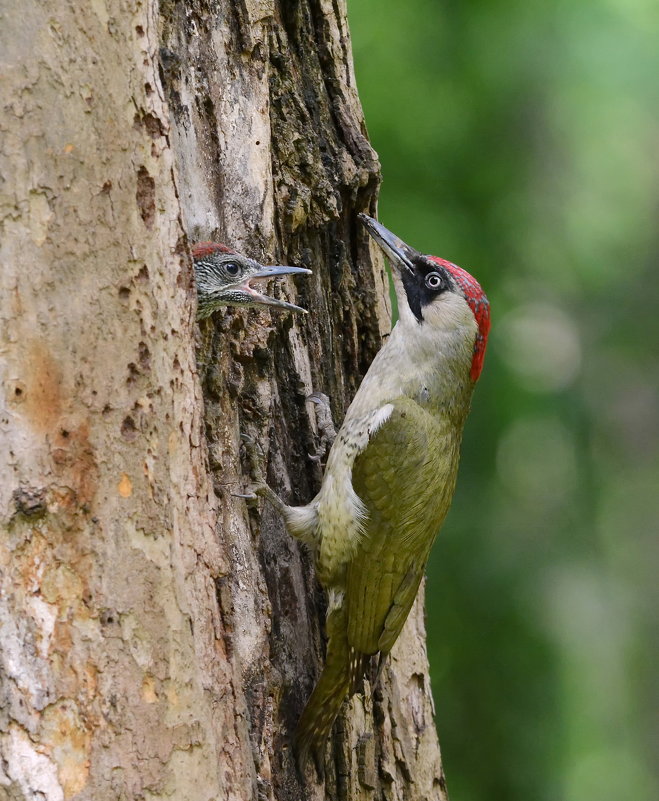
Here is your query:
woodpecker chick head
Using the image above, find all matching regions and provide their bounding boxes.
[192,242,311,319]
[359,214,490,381]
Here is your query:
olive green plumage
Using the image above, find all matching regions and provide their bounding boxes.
[295,397,464,765]
[294,394,466,762]
[348,397,461,655]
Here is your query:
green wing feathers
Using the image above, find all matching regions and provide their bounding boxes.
[296,397,461,764]
[347,397,460,656]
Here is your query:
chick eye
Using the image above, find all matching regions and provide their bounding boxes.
[425,272,443,290]
[224,262,240,277]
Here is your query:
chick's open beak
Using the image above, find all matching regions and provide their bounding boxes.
[242,264,312,313]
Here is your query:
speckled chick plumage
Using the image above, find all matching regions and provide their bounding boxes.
[263,216,490,766]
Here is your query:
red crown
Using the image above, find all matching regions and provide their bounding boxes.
[429,256,491,382]
[191,242,236,259]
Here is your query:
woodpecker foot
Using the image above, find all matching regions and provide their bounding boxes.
[249,481,291,518]
[238,433,289,517]
[307,392,337,463]
[240,431,262,467]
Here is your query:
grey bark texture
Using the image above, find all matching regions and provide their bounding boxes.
[0,1,447,799]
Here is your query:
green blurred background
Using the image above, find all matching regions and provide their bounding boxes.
[348,1,659,799]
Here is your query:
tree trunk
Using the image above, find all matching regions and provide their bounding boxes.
[0,2,447,800]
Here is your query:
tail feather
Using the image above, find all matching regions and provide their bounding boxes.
[295,606,368,769]
[295,661,350,769]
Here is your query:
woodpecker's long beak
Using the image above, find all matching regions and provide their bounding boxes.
[359,214,416,275]
[242,264,312,313]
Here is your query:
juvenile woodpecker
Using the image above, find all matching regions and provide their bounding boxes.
[192,242,311,318]
[252,214,490,764]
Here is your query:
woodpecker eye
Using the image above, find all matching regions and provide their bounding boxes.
[425,272,443,290]
[224,262,240,277]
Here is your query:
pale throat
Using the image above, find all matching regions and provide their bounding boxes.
[346,299,477,420]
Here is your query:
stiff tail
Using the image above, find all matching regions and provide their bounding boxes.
[295,606,367,769]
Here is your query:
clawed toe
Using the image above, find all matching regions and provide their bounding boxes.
[306,391,331,407]
[306,391,336,460]
[240,431,268,482]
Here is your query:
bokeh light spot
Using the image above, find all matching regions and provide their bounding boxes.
[498,302,582,392]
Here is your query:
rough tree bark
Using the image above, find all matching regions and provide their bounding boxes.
[0,2,447,800]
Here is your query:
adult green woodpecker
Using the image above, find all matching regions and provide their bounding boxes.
[192,242,311,318]
[252,214,490,764]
